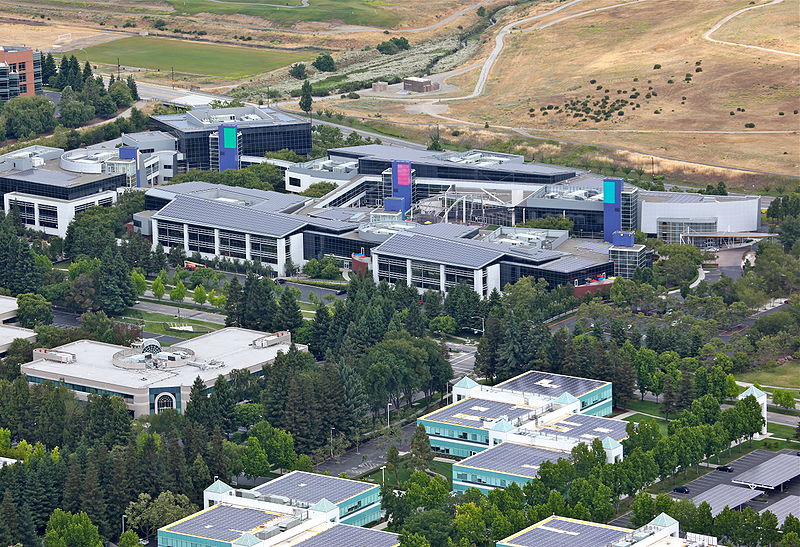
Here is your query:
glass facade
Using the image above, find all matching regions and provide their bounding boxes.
[157,220,185,248]
[609,247,648,279]
[516,206,604,238]
[219,230,246,259]
[250,234,278,264]
[621,188,639,232]
[0,173,124,202]
[303,231,376,261]
[357,158,574,185]
[657,218,716,244]
[377,256,407,283]
[187,224,215,254]
[411,260,441,290]
[499,260,613,289]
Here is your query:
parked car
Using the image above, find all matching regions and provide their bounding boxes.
[716,465,734,472]
[673,486,690,494]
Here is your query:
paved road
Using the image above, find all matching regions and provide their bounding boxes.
[52,308,186,345]
[132,301,227,324]
[447,341,477,378]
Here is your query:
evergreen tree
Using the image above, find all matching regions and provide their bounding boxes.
[497,318,529,381]
[276,288,303,332]
[162,433,187,495]
[662,374,678,419]
[676,369,695,412]
[405,301,425,337]
[210,376,235,433]
[283,374,318,452]
[337,364,369,440]
[184,377,213,429]
[62,457,84,514]
[299,80,313,115]
[386,444,401,483]
[53,56,70,89]
[186,455,211,506]
[96,248,136,316]
[240,275,277,331]
[614,351,637,409]
[207,428,229,481]
[80,460,108,539]
[409,424,433,472]
[308,303,331,359]
[82,61,93,82]
[126,75,139,100]
[42,53,57,85]
[316,363,344,439]
[224,276,244,327]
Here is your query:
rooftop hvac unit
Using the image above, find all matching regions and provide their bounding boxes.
[256,526,282,540]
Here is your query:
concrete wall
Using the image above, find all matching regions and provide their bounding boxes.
[639,197,760,234]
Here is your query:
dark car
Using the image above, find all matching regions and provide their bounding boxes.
[275,278,286,285]
[336,289,347,295]
[673,486,690,494]
[717,465,734,472]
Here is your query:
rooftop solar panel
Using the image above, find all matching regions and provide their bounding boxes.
[690,484,761,516]
[455,442,570,478]
[500,516,629,547]
[295,524,399,547]
[759,495,800,526]
[422,397,538,428]
[252,471,376,505]
[496,371,608,398]
[542,414,629,443]
[164,504,283,542]
[732,454,800,489]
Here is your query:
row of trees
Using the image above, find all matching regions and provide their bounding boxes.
[387,394,767,547]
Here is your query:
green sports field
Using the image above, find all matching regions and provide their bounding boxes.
[66,36,320,79]
[165,0,400,28]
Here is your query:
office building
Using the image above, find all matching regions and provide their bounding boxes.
[497,513,719,547]
[0,323,36,354]
[21,328,305,418]
[0,46,42,102]
[418,371,626,460]
[151,106,311,172]
[158,477,395,547]
[0,145,126,238]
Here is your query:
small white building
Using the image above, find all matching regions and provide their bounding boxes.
[20,327,305,417]
[0,323,36,354]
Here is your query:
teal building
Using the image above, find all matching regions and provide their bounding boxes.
[491,370,613,417]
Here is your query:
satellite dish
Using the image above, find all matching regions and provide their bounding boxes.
[141,338,162,355]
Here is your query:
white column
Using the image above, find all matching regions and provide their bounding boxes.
[439,264,446,293]
[214,228,220,256]
[151,219,159,250]
[473,269,482,297]
[183,224,189,253]
[245,234,252,260]
[277,237,287,276]
[406,259,412,286]
[372,253,380,284]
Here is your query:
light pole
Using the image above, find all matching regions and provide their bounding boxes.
[470,315,485,334]
[329,426,335,458]
[121,514,127,536]
[386,402,392,429]
[380,465,386,486]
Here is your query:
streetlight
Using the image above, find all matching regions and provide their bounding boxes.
[386,402,392,429]
[380,465,386,486]
[470,315,485,334]
[121,514,127,536]
[329,426,336,459]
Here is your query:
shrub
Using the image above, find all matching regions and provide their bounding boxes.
[744,122,755,128]
[312,53,336,72]
[153,18,166,29]
[653,64,661,69]
[289,63,307,79]
[695,67,702,72]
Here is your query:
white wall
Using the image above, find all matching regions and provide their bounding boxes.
[640,197,760,234]
[4,190,118,239]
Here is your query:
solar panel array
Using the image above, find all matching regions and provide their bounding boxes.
[690,484,761,517]
[759,495,800,526]
[545,414,629,442]
[732,454,800,489]
[497,371,608,398]
[295,524,399,547]
[538,256,601,273]
[456,442,569,478]
[424,398,535,427]
[165,504,283,541]
[502,516,628,547]
[252,471,376,505]
[576,242,613,254]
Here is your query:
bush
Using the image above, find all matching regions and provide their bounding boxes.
[153,18,166,29]
[744,122,755,128]
[376,36,410,55]
[312,53,336,72]
[653,64,661,69]
[289,63,307,79]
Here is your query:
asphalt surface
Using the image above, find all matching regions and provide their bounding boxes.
[52,308,185,345]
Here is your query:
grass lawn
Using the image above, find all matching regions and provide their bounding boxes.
[623,413,668,436]
[736,361,800,390]
[166,0,400,28]
[66,37,320,79]
[767,422,798,440]
[361,458,453,490]
[624,399,666,418]
[122,309,222,339]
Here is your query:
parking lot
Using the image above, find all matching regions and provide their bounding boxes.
[671,449,800,515]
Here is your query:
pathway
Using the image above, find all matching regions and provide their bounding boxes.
[702,0,800,58]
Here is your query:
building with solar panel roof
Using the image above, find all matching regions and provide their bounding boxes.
[158,478,398,547]
[496,513,717,547]
[418,371,627,464]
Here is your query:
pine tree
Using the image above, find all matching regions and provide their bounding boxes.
[126,75,139,100]
[405,301,425,337]
[207,428,229,482]
[240,276,276,331]
[43,53,57,85]
[186,455,211,505]
[337,364,369,440]
[224,276,244,327]
[162,433,187,495]
[409,424,433,472]
[184,377,212,429]
[551,328,575,375]
[316,364,344,435]
[614,352,637,409]
[82,61,93,82]
[80,460,108,539]
[308,303,331,359]
[181,421,208,469]
[97,247,136,316]
[676,369,695,412]
[63,457,83,514]
[386,444,401,483]
[299,80,313,115]
[276,288,303,332]
[497,319,529,381]
[210,376,235,433]
[135,433,165,498]
[662,374,678,419]
[283,374,318,452]
[53,56,70,89]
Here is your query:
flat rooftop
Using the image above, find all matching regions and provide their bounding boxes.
[639,190,759,203]
[500,516,630,547]
[153,106,307,132]
[540,413,629,443]
[422,397,540,429]
[455,442,570,479]
[162,503,287,542]
[0,295,18,316]
[252,471,377,506]
[0,324,36,348]
[150,181,308,213]
[1,158,120,186]
[22,327,298,390]
[291,524,398,547]
[496,370,610,399]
